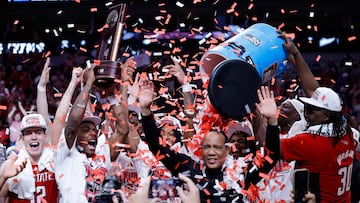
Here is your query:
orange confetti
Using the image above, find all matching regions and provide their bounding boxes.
[348,36,357,41]
[203,188,211,196]
[54,93,63,98]
[316,55,321,62]
[248,3,254,10]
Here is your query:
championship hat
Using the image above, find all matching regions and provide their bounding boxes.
[20,114,47,132]
[224,120,254,139]
[299,87,342,112]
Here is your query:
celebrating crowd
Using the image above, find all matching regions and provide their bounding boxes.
[0,31,359,203]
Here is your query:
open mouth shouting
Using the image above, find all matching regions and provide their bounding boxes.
[87,139,97,151]
[29,142,40,151]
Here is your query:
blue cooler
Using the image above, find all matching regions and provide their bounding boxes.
[200,23,288,120]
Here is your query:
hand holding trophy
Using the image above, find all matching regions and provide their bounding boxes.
[94,4,127,91]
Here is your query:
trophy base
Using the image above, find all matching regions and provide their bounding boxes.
[94,60,121,88]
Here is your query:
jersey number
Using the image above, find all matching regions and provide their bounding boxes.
[337,164,353,196]
[30,186,46,203]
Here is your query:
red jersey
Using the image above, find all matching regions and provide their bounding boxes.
[281,132,355,203]
[9,164,58,203]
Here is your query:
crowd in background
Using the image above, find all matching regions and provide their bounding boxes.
[0,41,359,203]
[0,47,359,148]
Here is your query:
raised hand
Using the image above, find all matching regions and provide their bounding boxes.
[127,72,140,104]
[38,57,51,90]
[82,63,96,86]
[70,66,83,86]
[163,55,187,85]
[138,78,155,116]
[122,57,136,83]
[255,86,278,125]
[176,173,201,203]
[0,154,27,180]
[282,36,299,62]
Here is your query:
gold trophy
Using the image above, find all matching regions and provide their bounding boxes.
[94,4,127,88]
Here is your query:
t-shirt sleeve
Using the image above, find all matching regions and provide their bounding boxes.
[281,133,308,162]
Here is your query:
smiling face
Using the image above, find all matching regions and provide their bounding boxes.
[304,104,330,126]
[229,132,248,159]
[160,124,177,146]
[77,121,99,157]
[202,131,228,170]
[21,127,47,163]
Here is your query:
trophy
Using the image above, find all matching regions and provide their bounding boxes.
[94,4,127,88]
[200,23,288,120]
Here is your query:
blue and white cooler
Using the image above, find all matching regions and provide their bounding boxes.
[200,23,289,120]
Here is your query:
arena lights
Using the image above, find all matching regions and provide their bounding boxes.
[0,42,45,54]
[319,37,339,47]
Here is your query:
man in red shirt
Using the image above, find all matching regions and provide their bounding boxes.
[0,114,58,203]
[281,87,355,202]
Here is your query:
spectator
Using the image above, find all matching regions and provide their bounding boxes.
[7,101,27,146]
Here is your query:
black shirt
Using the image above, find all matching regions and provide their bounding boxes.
[142,114,280,203]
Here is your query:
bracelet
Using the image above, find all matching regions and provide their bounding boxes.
[182,83,192,93]
[37,85,46,92]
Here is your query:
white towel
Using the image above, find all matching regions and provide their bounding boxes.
[7,147,54,199]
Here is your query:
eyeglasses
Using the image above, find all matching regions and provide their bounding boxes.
[304,105,324,114]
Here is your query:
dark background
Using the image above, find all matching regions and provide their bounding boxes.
[1,0,359,54]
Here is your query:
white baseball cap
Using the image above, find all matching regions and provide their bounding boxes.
[299,87,342,112]
[224,120,254,139]
[81,110,102,126]
[20,114,47,132]
[157,115,183,134]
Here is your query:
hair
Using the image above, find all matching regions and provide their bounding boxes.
[328,111,353,145]
[229,131,257,155]
[203,129,228,144]
[159,125,182,144]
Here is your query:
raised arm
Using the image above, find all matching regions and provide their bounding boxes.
[139,78,193,174]
[17,101,27,117]
[163,56,196,140]
[51,67,82,146]
[36,57,52,128]
[282,37,319,97]
[108,101,129,161]
[0,154,26,190]
[245,86,280,187]
[64,65,95,149]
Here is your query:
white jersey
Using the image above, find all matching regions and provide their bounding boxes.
[54,134,111,203]
[256,132,297,202]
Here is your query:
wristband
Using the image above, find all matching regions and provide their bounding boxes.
[182,83,192,93]
[37,85,46,92]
